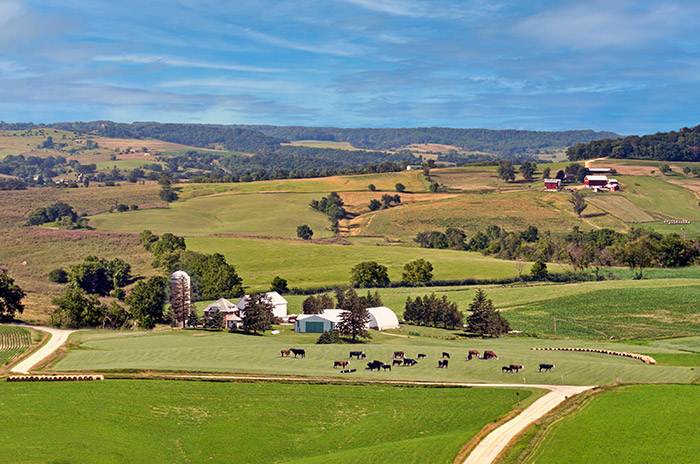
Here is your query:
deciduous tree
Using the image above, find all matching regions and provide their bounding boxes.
[0,274,25,321]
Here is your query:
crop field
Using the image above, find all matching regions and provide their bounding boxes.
[89,192,334,239]
[505,285,700,340]
[619,175,700,223]
[512,385,700,463]
[52,329,700,385]
[584,193,655,223]
[185,236,554,289]
[282,139,363,150]
[0,325,34,368]
[0,380,538,464]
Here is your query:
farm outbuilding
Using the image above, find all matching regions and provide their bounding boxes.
[584,175,609,188]
[203,298,242,328]
[295,309,345,333]
[366,306,400,330]
[544,178,561,190]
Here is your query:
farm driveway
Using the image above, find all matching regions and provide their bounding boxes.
[9,325,74,374]
[463,384,595,464]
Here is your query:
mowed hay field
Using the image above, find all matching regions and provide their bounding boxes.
[505,285,700,340]
[185,236,558,289]
[510,385,700,464]
[52,330,700,385]
[0,380,540,464]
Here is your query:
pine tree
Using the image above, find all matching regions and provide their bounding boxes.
[466,289,510,337]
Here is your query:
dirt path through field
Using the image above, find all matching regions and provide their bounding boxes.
[8,325,74,374]
[463,384,595,464]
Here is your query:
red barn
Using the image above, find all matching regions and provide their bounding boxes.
[544,178,561,190]
[584,175,608,188]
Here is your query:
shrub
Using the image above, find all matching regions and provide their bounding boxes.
[317,330,341,344]
[116,204,129,212]
[48,268,68,284]
[130,204,139,211]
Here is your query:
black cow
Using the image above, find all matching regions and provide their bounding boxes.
[403,358,417,366]
[366,360,383,371]
[502,366,513,373]
[340,369,356,374]
[441,352,450,359]
[349,351,367,359]
[392,359,403,366]
[438,359,448,368]
[290,348,305,358]
[417,353,427,359]
[381,363,392,371]
[539,363,555,372]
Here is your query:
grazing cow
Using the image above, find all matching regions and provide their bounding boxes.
[509,364,524,373]
[381,363,392,371]
[290,348,305,358]
[393,351,405,359]
[349,351,367,359]
[334,361,349,369]
[366,360,383,371]
[539,363,555,372]
[438,359,449,368]
[392,359,403,366]
[280,350,291,357]
[340,369,356,374]
[403,358,417,366]
[441,352,450,359]
[467,350,479,360]
[417,353,427,359]
[483,350,499,360]
[502,366,513,373]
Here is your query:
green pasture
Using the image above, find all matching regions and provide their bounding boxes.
[186,236,557,290]
[0,325,34,368]
[53,329,700,385]
[505,285,700,340]
[516,385,700,464]
[0,380,537,464]
[620,175,700,222]
[89,192,333,239]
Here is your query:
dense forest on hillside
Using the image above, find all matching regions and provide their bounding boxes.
[567,125,700,161]
[241,125,618,155]
[0,121,616,157]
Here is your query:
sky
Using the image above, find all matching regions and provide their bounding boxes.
[2,0,700,134]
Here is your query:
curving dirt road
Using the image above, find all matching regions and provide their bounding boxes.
[463,384,595,464]
[9,325,75,374]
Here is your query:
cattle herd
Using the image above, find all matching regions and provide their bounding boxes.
[281,348,557,375]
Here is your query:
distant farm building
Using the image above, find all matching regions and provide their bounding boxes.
[544,178,561,190]
[584,175,609,188]
[236,291,288,319]
[295,309,345,333]
[294,307,399,333]
[406,164,423,170]
[170,271,191,327]
[588,167,612,174]
[203,298,241,329]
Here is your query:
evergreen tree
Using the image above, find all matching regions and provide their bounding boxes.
[241,293,275,334]
[466,289,510,337]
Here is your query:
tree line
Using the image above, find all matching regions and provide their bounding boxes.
[567,124,700,162]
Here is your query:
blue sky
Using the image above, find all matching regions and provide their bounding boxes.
[2,0,700,134]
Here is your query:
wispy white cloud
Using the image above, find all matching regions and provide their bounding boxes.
[93,54,285,73]
[158,78,295,92]
[227,25,366,57]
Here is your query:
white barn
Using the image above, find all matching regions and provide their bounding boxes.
[202,298,242,328]
[367,306,400,331]
[295,307,399,333]
[236,291,288,319]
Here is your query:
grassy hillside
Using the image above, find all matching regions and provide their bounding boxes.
[0,380,538,464]
[185,236,558,289]
[514,385,700,464]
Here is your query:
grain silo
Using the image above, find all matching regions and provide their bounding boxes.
[170,270,191,328]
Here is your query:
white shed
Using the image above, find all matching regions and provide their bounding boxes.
[295,309,345,333]
[367,306,400,330]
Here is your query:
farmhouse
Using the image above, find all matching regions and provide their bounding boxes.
[202,298,242,329]
[236,291,288,319]
[584,175,609,188]
[588,167,611,174]
[544,178,561,190]
[406,164,423,170]
[294,307,400,333]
